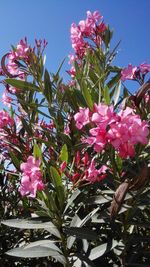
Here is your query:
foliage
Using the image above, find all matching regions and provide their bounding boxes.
[0,10,150,267]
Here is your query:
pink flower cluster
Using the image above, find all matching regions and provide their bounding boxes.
[0,110,14,128]
[7,38,30,79]
[74,104,149,158]
[72,151,108,184]
[67,10,107,84]
[70,10,106,59]
[121,63,150,81]
[19,156,44,198]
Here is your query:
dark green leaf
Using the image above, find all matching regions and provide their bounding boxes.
[64,189,81,213]
[64,227,97,240]
[113,80,121,105]
[44,69,52,104]
[6,245,66,264]
[21,118,33,136]
[9,150,20,169]
[2,218,57,230]
[5,79,41,92]
[81,82,93,110]
[89,240,118,260]
[107,73,121,89]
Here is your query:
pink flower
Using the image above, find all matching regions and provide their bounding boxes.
[74,107,90,129]
[0,110,14,128]
[70,11,105,60]
[83,127,107,152]
[139,62,150,74]
[68,54,76,64]
[86,159,107,183]
[119,143,135,158]
[2,91,12,107]
[92,103,116,128]
[19,156,44,198]
[19,175,44,198]
[67,66,76,78]
[6,38,30,79]
[107,107,149,158]
[121,64,137,81]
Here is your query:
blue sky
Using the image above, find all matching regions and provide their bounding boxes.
[0,0,150,88]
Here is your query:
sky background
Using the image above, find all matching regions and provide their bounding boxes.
[0,0,150,92]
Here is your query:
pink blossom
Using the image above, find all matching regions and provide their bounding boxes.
[2,91,12,107]
[6,38,30,79]
[19,156,44,198]
[67,66,76,78]
[121,64,137,81]
[139,62,150,74]
[92,103,116,128]
[119,143,135,158]
[70,11,106,60]
[107,107,149,158]
[83,127,106,152]
[86,159,107,183]
[68,54,76,64]
[15,39,30,59]
[0,110,14,128]
[74,107,90,129]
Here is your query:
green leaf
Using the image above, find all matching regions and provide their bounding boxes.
[81,82,93,110]
[33,143,42,159]
[21,118,33,136]
[67,214,82,249]
[103,26,113,48]
[6,245,66,264]
[104,85,110,104]
[5,79,41,92]
[107,73,121,89]
[50,166,65,210]
[87,195,111,205]
[64,189,81,213]
[89,240,118,260]
[50,166,62,188]
[9,150,20,169]
[59,144,68,163]
[113,80,121,106]
[64,227,98,240]
[1,218,58,230]
[73,89,87,107]
[44,69,52,104]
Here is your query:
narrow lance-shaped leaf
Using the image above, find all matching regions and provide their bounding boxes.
[33,143,42,159]
[9,150,20,170]
[44,69,52,104]
[104,85,110,105]
[113,80,121,106]
[5,79,41,92]
[81,81,93,110]
[89,240,119,260]
[50,166,62,188]
[59,144,68,163]
[6,244,66,264]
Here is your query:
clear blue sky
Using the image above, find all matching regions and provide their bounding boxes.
[0,0,150,86]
